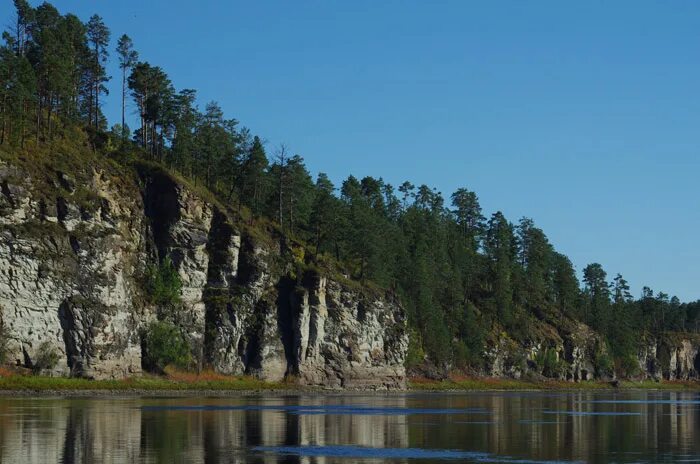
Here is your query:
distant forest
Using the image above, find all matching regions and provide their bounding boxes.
[2,0,698,376]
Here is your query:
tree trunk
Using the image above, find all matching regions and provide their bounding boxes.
[121,68,126,142]
[36,96,41,144]
[95,80,99,129]
[94,43,99,129]
[289,195,294,236]
[1,91,7,145]
[47,94,53,141]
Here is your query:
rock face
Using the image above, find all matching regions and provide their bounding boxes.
[482,322,605,381]
[1,154,697,385]
[0,160,408,388]
[294,276,407,389]
[638,337,700,381]
[479,319,700,382]
[0,161,145,379]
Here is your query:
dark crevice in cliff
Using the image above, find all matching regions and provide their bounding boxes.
[58,300,78,374]
[357,300,368,323]
[277,276,298,376]
[234,234,257,286]
[203,209,237,365]
[141,171,180,261]
[1,180,15,208]
[21,346,31,369]
[242,299,265,374]
[205,209,236,287]
[59,298,96,378]
[56,197,68,222]
[69,235,80,254]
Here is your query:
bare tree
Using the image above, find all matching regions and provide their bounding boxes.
[274,144,288,227]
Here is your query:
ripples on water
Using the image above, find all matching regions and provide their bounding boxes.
[0,391,698,463]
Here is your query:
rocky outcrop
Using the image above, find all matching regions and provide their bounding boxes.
[637,337,700,381]
[480,323,700,382]
[0,159,407,388]
[294,276,407,389]
[0,161,145,378]
[481,321,607,382]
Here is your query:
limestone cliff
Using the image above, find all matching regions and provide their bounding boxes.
[0,157,407,388]
[0,152,697,386]
[479,321,700,382]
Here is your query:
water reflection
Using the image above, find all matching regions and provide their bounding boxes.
[0,391,698,463]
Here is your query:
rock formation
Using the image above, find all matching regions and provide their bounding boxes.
[0,155,698,386]
[0,160,407,388]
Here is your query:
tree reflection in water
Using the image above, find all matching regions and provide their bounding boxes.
[0,391,699,463]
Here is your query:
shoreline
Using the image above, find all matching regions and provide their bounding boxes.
[1,375,699,397]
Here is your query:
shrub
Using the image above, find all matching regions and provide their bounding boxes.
[32,342,60,374]
[405,328,425,368]
[617,354,641,378]
[0,319,8,364]
[594,350,614,378]
[535,348,566,378]
[142,321,192,373]
[453,339,485,370]
[145,257,182,307]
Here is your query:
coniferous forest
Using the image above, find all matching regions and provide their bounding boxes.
[2,1,699,378]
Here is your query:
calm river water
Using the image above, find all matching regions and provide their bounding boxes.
[0,390,698,463]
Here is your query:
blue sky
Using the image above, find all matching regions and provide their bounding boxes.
[3,1,700,300]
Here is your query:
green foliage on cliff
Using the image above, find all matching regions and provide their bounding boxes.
[142,321,192,372]
[2,0,699,379]
[0,319,8,364]
[534,348,567,379]
[594,350,615,379]
[144,257,182,308]
[405,328,426,369]
[31,342,60,374]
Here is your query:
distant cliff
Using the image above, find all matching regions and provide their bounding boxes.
[0,150,698,387]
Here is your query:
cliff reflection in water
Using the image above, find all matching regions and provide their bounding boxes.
[0,392,699,463]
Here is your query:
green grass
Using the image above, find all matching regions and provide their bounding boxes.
[0,375,286,392]
[1,373,698,393]
[409,377,700,391]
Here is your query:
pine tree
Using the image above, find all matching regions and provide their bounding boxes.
[485,212,516,327]
[171,89,199,174]
[582,263,611,331]
[238,135,269,216]
[310,173,337,254]
[116,34,138,142]
[86,15,110,129]
[450,188,484,251]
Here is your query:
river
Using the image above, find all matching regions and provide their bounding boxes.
[0,390,698,463]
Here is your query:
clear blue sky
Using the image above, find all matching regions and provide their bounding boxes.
[4,1,700,301]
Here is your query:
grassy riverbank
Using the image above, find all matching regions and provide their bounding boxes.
[409,376,700,391]
[0,368,286,393]
[1,368,698,394]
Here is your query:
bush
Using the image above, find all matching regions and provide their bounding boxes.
[145,257,182,307]
[142,321,192,373]
[453,339,485,370]
[594,350,614,378]
[32,342,60,374]
[0,320,8,364]
[617,354,641,378]
[535,348,566,378]
[405,328,425,368]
